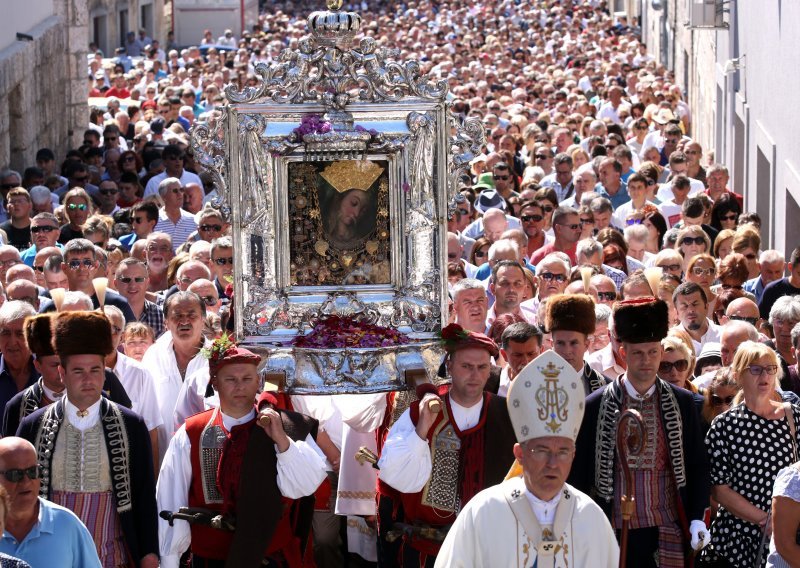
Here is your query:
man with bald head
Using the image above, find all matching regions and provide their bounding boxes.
[32,247,61,288]
[692,320,760,389]
[187,279,221,314]
[0,246,21,286]
[720,297,762,329]
[4,265,36,286]
[463,207,521,242]
[6,281,39,310]
[0,437,101,566]
[447,232,478,278]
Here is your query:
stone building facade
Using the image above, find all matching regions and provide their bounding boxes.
[0,0,87,172]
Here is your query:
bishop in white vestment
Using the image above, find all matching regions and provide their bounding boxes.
[435,350,619,568]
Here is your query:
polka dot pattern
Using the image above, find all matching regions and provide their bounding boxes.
[703,403,800,566]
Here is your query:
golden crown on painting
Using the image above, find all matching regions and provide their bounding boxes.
[321,160,385,193]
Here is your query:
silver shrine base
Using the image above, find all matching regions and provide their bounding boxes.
[259,342,444,394]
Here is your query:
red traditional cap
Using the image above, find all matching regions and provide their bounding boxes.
[203,334,261,377]
[440,323,499,358]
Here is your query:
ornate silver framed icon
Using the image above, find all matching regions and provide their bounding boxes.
[192,0,483,393]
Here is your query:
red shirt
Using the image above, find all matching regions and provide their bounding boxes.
[105,87,131,99]
[529,242,578,266]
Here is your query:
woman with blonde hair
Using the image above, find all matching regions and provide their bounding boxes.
[686,253,718,319]
[675,225,712,271]
[660,333,698,392]
[702,341,799,567]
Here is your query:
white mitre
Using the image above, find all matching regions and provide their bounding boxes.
[506,350,585,443]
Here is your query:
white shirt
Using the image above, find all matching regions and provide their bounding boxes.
[156,408,328,568]
[378,398,483,494]
[112,352,163,431]
[144,170,203,198]
[586,343,624,381]
[497,367,513,398]
[677,320,722,356]
[64,396,103,431]
[141,337,210,463]
[611,199,658,229]
[655,178,705,203]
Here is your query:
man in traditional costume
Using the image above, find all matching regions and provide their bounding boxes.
[435,350,619,567]
[569,297,710,567]
[157,335,329,568]
[545,294,609,395]
[16,311,159,567]
[377,323,517,567]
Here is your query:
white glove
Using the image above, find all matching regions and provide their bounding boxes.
[690,519,710,551]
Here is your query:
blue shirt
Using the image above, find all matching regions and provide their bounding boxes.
[20,243,64,267]
[596,181,630,210]
[743,276,767,304]
[0,498,101,568]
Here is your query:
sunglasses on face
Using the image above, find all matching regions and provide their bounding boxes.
[691,267,715,277]
[659,359,689,373]
[535,154,549,160]
[493,175,510,181]
[67,203,87,211]
[626,218,643,226]
[711,394,735,406]
[99,188,118,195]
[67,259,95,270]
[33,265,45,272]
[117,276,146,284]
[557,223,580,231]
[681,236,706,246]
[520,214,544,223]
[540,272,567,283]
[729,315,758,325]
[720,214,737,221]
[580,218,594,225]
[474,250,487,258]
[72,176,89,184]
[0,465,40,483]
[31,226,57,234]
[597,291,616,301]
[123,156,136,162]
[200,224,223,232]
[657,263,681,273]
[213,257,234,265]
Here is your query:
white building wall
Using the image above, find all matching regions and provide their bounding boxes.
[630,0,800,256]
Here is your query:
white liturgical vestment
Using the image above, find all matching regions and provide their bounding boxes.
[435,476,618,568]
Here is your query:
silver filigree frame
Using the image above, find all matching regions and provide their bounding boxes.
[221,102,452,347]
[190,4,484,392]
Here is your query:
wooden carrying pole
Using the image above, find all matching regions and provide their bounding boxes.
[616,409,646,568]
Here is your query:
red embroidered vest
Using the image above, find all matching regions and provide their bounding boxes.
[399,392,515,555]
[185,409,296,562]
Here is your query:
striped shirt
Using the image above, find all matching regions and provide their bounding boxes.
[154,208,197,250]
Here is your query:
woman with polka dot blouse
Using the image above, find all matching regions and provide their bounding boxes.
[700,341,800,567]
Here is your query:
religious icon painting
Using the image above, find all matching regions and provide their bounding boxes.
[288,159,391,286]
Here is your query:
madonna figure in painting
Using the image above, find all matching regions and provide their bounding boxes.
[319,160,382,249]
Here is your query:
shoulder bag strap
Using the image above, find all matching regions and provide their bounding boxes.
[785,402,799,463]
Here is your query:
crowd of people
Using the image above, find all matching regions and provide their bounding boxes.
[0,0,798,566]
